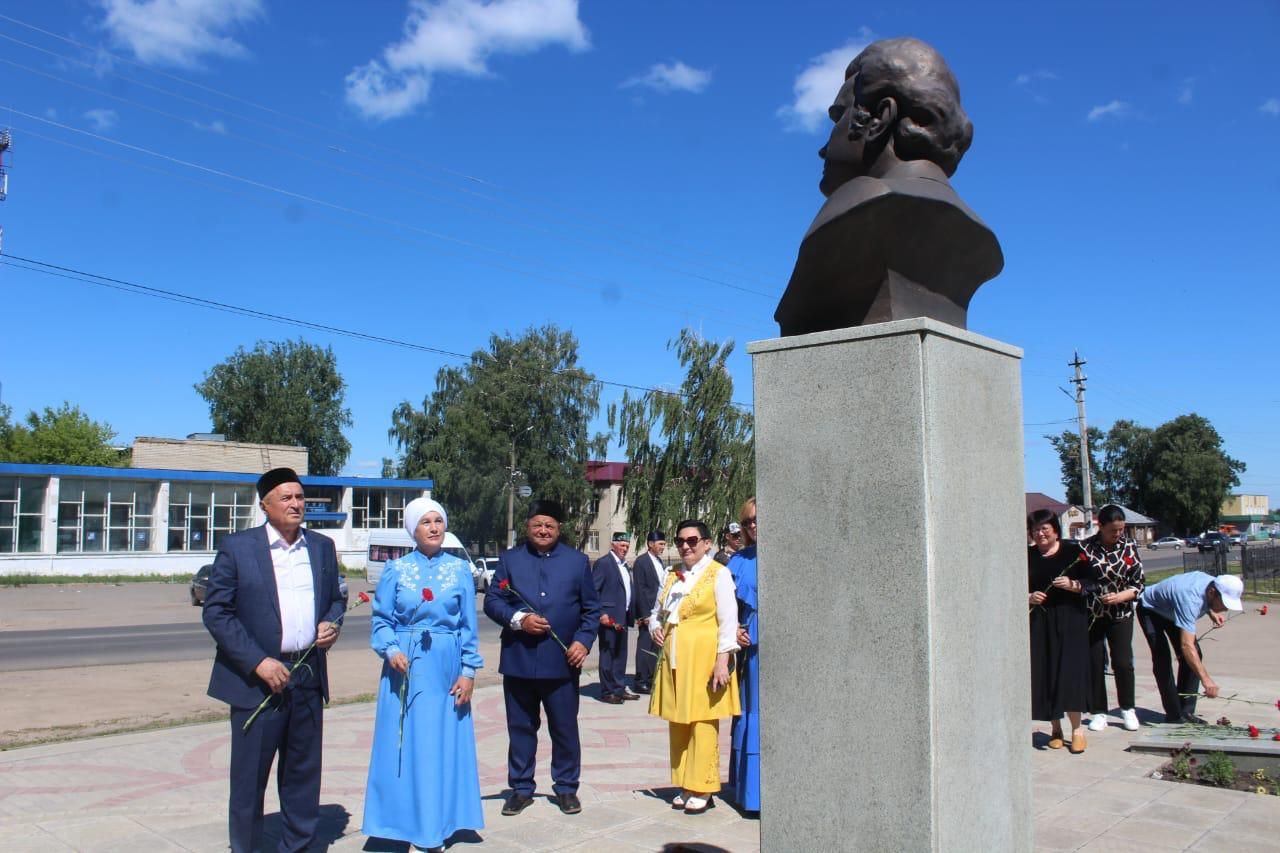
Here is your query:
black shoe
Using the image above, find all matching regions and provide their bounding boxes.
[622,689,640,700]
[556,793,582,814]
[633,684,651,694]
[502,793,534,816]
[600,694,624,704]
[1171,712,1207,725]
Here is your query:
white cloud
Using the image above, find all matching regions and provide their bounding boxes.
[1014,69,1057,86]
[777,29,873,133]
[1260,98,1280,116]
[345,0,589,120]
[190,118,227,134]
[97,0,264,68]
[84,108,118,131]
[1177,77,1195,105]
[44,107,59,120]
[1087,100,1132,122]
[622,60,711,94]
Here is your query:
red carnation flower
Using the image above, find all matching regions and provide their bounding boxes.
[1217,716,1232,727]
[1275,699,1280,711]
[1248,724,1261,738]
[1261,605,1270,616]
[358,591,371,604]
[498,579,510,590]
[422,588,434,602]
[675,569,686,582]
[1273,733,1280,742]
[1123,555,1134,566]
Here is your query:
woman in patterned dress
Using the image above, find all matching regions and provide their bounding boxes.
[1081,504,1145,732]
[648,519,741,815]
[362,497,484,852]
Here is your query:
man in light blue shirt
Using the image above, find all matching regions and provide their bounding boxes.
[1136,572,1243,724]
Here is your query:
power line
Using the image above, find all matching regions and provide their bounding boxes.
[0,253,756,410]
[0,14,778,288]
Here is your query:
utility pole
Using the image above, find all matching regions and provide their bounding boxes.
[506,438,517,549]
[1069,351,1094,537]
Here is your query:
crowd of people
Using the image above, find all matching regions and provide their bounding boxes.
[1027,504,1245,755]
[201,468,1251,852]
[202,466,761,852]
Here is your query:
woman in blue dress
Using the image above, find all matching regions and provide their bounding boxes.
[727,497,760,813]
[362,498,483,852]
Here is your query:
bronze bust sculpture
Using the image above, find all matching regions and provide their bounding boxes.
[774,38,1003,335]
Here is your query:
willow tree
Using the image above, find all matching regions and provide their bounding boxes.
[609,329,754,538]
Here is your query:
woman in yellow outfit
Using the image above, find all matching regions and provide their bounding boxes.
[648,519,741,814]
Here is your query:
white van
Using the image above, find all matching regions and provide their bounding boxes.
[366,530,480,589]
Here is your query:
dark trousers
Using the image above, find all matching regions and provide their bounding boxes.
[597,625,628,697]
[1137,604,1203,720]
[503,674,582,797]
[1088,615,1135,712]
[634,624,657,688]
[227,685,323,853]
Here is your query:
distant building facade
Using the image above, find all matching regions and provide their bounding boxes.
[0,435,432,576]
[1219,493,1271,539]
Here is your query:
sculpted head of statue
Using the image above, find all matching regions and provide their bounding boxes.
[819,38,974,196]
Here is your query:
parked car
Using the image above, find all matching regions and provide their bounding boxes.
[1199,532,1230,553]
[474,557,500,592]
[1229,533,1244,546]
[1183,534,1201,548]
[190,563,213,606]
[1147,536,1183,550]
[191,563,347,605]
[366,530,476,588]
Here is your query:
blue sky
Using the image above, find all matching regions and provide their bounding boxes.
[0,0,1277,507]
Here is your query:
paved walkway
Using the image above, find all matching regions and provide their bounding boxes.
[1,611,1277,851]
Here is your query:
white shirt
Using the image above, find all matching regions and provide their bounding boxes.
[648,553,739,669]
[266,524,315,653]
[614,552,632,610]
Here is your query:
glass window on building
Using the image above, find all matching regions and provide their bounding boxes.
[587,530,600,553]
[351,488,412,529]
[0,476,46,553]
[168,482,256,551]
[58,479,157,553]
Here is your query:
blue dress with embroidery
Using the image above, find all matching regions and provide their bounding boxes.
[728,544,760,811]
[362,550,484,848]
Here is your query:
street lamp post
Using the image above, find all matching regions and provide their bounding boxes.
[505,425,534,549]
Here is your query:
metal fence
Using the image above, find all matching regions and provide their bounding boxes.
[1182,541,1279,595]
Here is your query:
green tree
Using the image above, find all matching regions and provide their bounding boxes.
[387,325,607,549]
[1045,426,1105,506]
[609,329,755,538]
[1143,414,1244,534]
[0,402,126,466]
[194,339,352,475]
[1097,419,1154,509]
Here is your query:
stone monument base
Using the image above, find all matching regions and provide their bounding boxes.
[748,318,1030,852]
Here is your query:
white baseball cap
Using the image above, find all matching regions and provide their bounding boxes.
[1212,575,1243,611]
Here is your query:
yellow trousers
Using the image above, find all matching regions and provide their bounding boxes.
[669,720,721,793]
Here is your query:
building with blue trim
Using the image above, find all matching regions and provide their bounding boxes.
[0,452,433,576]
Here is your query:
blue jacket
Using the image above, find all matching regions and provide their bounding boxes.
[592,553,634,627]
[202,525,346,708]
[483,540,601,679]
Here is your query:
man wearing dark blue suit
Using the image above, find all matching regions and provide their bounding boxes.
[483,499,600,817]
[631,530,666,694]
[592,532,638,704]
[202,468,346,853]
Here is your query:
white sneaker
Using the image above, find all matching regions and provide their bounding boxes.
[1121,708,1139,731]
[1088,715,1108,731]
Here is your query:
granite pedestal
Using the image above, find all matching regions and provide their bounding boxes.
[748,318,1031,852]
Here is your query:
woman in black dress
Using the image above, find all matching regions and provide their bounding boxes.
[1028,509,1093,753]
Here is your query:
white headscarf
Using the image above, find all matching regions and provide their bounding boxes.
[404,497,448,540]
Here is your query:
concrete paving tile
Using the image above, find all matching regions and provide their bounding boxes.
[0,824,77,853]
[36,814,175,850]
[1105,815,1211,848]
[1128,801,1230,833]
[1154,782,1255,812]
[1075,836,1183,852]
[1034,821,1103,851]
[1188,828,1280,852]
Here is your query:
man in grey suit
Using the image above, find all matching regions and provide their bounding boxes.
[202,467,346,853]
[631,530,666,694]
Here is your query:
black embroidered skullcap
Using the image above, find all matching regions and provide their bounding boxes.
[256,467,302,499]
[526,499,565,523]
[647,530,665,542]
